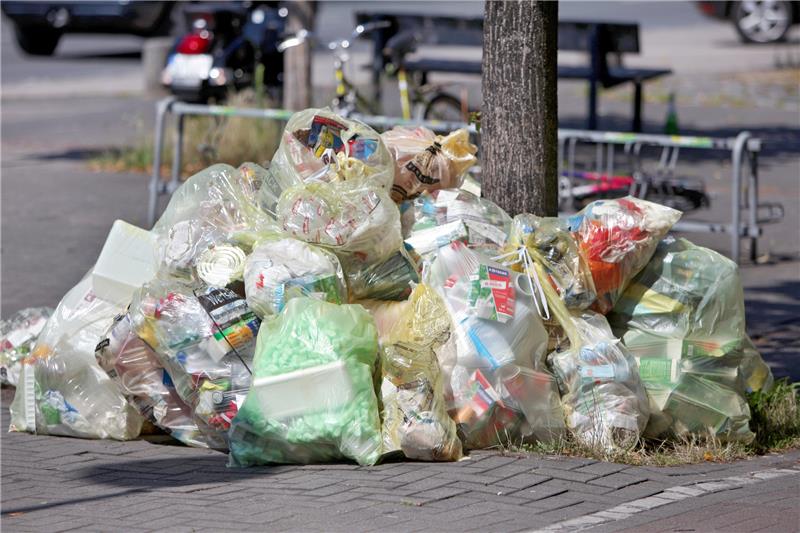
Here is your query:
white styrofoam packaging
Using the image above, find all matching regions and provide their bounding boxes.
[91,220,158,304]
[250,360,355,420]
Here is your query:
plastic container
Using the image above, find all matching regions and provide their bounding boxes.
[91,220,158,304]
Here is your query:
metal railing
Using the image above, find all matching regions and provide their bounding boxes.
[148,98,783,263]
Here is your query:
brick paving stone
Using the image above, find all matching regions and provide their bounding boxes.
[517,480,570,502]
[425,494,485,512]
[531,467,601,483]
[609,480,669,500]
[460,455,519,472]
[588,472,650,490]
[526,493,588,511]
[496,473,553,490]
[526,478,618,497]
[574,462,629,476]
[3,390,800,533]
[398,476,455,494]
[413,486,470,502]
[532,501,605,524]
[480,461,539,480]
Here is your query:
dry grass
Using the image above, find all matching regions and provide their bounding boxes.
[504,379,799,466]
[90,89,282,177]
[510,432,748,467]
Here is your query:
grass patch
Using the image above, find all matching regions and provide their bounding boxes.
[510,433,749,467]
[748,378,800,453]
[505,379,800,466]
[90,89,282,177]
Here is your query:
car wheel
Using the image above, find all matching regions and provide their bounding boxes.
[14,26,62,56]
[733,0,792,44]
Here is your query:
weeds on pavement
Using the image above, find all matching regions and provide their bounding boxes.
[747,378,800,453]
[504,379,799,466]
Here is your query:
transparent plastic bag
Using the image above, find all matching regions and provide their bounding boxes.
[540,263,650,452]
[379,284,463,461]
[1,307,52,386]
[228,298,382,466]
[128,280,260,439]
[347,246,420,302]
[270,108,394,190]
[426,242,565,449]
[406,189,511,259]
[152,163,278,283]
[381,126,477,202]
[359,299,411,342]
[96,313,227,449]
[608,237,772,442]
[568,197,681,314]
[277,180,403,274]
[503,214,596,310]
[243,236,346,318]
[9,274,143,440]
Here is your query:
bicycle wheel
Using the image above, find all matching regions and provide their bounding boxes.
[424,93,466,123]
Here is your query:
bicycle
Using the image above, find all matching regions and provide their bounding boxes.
[278,22,469,122]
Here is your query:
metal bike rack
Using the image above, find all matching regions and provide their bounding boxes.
[148,98,783,263]
[147,97,474,227]
[555,129,784,263]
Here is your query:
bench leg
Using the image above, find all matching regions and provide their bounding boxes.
[633,81,642,133]
[588,80,598,130]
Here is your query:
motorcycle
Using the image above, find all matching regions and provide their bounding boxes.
[161,1,286,102]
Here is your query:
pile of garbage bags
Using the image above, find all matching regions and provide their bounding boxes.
[4,108,773,465]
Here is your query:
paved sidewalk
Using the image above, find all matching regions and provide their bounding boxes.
[2,389,798,533]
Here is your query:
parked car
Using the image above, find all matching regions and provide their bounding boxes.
[695,1,799,43]
[1,1,175,56]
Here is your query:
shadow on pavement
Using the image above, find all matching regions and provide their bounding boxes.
[72,455,321,489]
[29,148,111,162]
[55,50,142,61]
[745,278,800,331]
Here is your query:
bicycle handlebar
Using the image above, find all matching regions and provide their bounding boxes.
[277,20,392,53]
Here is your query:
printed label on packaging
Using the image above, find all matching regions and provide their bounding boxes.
[467,265,515,322]
[636,357,679,385]
[405,141,442,186]
[578,364,616,382]
[464,220,507,246]
[347,136,377,161]
[198,287,261,361]
[308,115,346,164]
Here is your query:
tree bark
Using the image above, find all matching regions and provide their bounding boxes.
[283,1,316,110]
[481,0,558,217]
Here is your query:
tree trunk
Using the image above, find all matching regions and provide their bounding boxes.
[282,1,316,110]
[481,0,558,217]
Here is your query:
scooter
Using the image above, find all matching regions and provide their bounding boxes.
[162,1,286,102]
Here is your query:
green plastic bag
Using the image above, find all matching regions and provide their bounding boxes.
[609,237,773,442]
[228,298,382,466]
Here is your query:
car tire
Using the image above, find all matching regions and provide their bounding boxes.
[733,0,792,44]
[14,26,62,56]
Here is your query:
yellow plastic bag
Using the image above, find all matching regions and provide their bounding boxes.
[379,285,463,461]
[382,127,477,202]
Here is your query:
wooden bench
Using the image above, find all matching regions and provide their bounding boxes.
[355,13,672,132]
